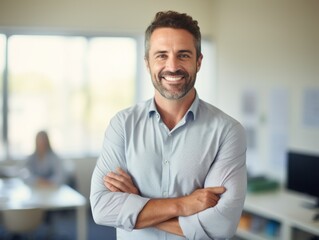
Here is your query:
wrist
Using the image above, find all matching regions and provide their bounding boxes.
[173,197,186,216]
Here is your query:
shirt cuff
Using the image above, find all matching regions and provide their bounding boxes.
[116,194,150,231]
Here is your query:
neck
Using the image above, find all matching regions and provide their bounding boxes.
[154,89,196,130]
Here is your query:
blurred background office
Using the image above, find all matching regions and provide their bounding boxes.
[0,0,318,239]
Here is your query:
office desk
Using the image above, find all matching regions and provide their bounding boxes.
[236,189,319,240]
[0,178,87,240]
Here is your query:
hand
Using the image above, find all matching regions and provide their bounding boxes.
[104,168,140,195]
[178,186,226,216]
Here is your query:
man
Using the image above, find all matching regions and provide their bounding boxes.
[90,11,247,240]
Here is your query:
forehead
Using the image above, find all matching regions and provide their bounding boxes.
[149,28,196,52]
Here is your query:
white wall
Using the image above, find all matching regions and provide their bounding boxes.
[0,0,214,35]
[213,0,319,180]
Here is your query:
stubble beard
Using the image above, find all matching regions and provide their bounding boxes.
[152,70,197,100]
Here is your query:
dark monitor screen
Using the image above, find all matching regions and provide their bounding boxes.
[286,151,319,208]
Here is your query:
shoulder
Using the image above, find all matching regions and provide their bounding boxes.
[198,99,242,127]
[197,99,246,143]
[104,99,151,139]
[198,99,246,150]
[111,99,152,124]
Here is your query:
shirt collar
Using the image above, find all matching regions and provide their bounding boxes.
[148,92,200,121]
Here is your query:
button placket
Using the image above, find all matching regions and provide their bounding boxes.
[161,133,172,198]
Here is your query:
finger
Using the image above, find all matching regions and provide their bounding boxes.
[104,170,139,194]
[203,192,220,207]
[205,186,226,194]
[105,177,127,192]
[107,168,135,188]
[105,182,121,192]
[209,198,219,207]
[107,172,126,183]
[105,173,137,194]
[104,175,128,191]
[115,169,140,195]
[210,194,221,203]
[116,168,133,182]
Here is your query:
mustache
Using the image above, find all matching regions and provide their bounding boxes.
[159,70,189,78]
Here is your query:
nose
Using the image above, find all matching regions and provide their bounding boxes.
[165,55,179,72]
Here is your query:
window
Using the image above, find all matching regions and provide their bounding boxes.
[2,34,136,159]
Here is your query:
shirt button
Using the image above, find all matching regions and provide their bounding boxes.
[164,160,169,164]
[163,191,168,197]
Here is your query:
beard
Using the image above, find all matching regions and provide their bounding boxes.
[151,69,197,100]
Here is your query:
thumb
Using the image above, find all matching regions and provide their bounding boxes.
[208,186,226,194]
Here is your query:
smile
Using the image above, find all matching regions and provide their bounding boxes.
[162,75,184,82]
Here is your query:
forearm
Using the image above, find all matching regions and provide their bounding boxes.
[135,186,225,229]
[135,198,182,229]
[105,167,226,234]
[155,218,184,236]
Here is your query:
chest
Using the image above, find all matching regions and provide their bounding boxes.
[125,120,221,197]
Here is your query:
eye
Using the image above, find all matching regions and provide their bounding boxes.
[156,54,167,60]
[179,53,191,59]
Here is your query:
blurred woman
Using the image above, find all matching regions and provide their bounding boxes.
[25,131,66,187]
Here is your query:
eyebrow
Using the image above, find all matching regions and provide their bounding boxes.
[153,50,167,55]
[153,49,194,56]
[178,50,194,55]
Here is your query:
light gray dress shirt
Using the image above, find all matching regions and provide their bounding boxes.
[90,94,247,240]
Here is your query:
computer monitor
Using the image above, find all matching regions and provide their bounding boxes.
[286,151,319,209]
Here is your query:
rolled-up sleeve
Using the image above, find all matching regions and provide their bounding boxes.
[90,114,150,231]
[179,123,247,239]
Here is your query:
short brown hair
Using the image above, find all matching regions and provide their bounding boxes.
[145,11,201,60]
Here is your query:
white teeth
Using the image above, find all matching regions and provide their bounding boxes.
[163,75,183,82]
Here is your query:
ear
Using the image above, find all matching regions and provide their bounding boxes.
[196,54,203,72]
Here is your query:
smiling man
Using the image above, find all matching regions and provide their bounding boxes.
[90,11,247,240]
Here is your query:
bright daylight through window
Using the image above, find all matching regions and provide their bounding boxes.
[2,35,136,159]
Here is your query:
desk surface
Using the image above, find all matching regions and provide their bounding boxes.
[244,189,319,236]
[0,178,86,210]
[0,178,88,240]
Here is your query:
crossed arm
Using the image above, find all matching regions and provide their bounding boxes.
[104,168,226,236]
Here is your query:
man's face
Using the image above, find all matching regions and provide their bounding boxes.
[145,28,202,100]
